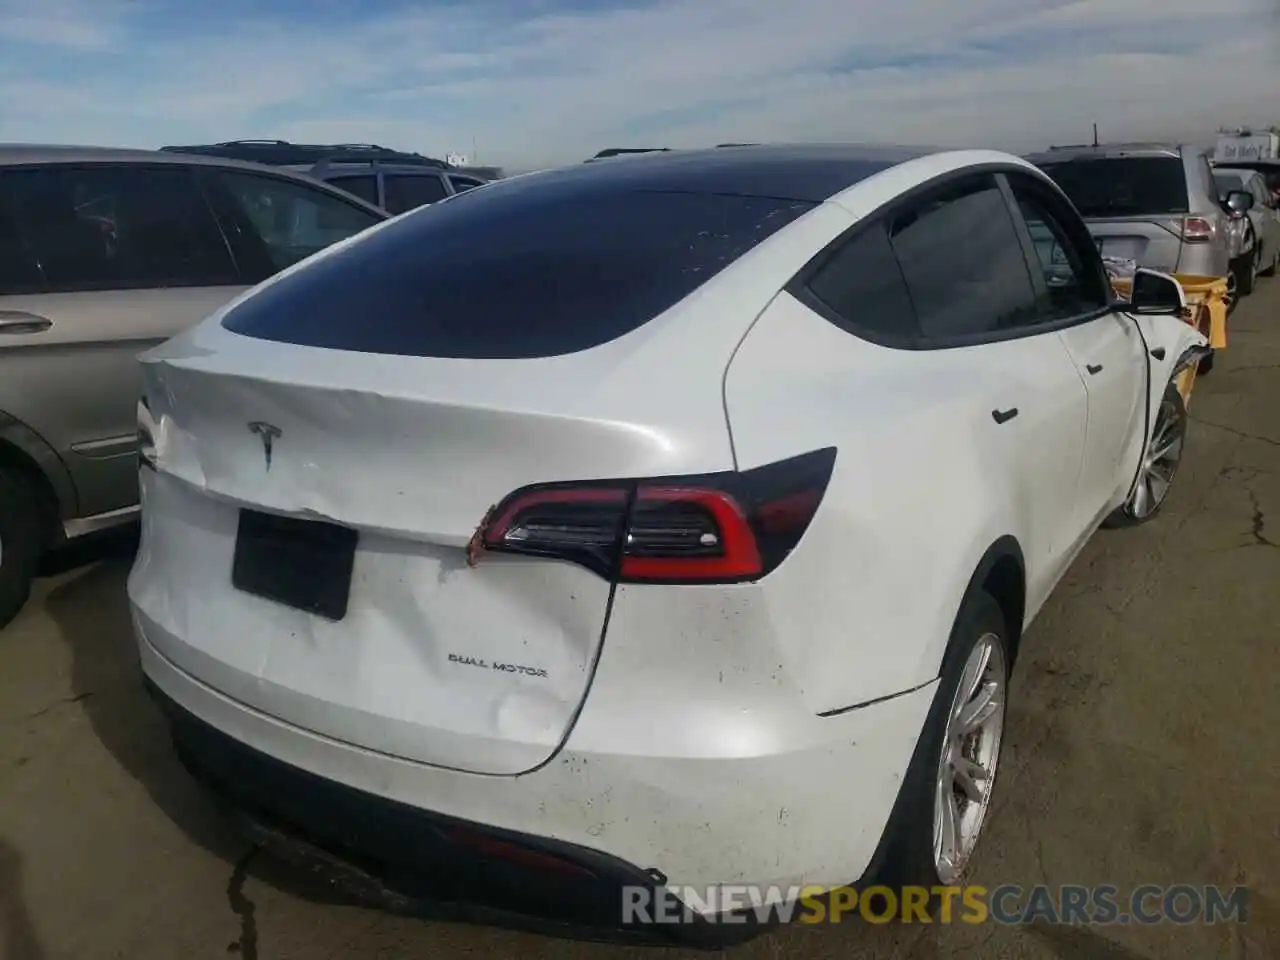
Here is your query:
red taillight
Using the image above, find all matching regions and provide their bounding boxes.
[472,448,836,584]
[1181,217,1213,243]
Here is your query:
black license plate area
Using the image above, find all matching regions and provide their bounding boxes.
[232,509,358,621]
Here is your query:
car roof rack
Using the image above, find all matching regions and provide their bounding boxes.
[158,139,447,169]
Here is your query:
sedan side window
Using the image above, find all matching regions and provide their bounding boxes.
[887,176,1039,340]
[214,171,382,275]
[1006,176,1110,320]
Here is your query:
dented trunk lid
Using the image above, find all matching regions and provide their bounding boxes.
[132,324,737,776]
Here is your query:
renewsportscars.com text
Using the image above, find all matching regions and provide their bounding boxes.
[622,884,1249,926]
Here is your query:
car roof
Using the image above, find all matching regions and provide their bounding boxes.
[491,143,936,203]
[1025,142,1192,163]
[0,144,360,180]
[0,143,389,214]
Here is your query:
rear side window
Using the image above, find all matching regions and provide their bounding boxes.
[888,177,1039,339]
[212,171,382,276]
[384,174,448,212]
[1038,157,1190,217]
[222,185,814,358]
[448,176,483,194]
[0,164,237,292]
[328,174,379,206]
[803,221,916,341]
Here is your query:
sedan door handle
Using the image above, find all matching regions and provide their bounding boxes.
[0,311,53,335]
[1150,347,1166,360]
[991,407,1019,424]
[1086,363,1103,375]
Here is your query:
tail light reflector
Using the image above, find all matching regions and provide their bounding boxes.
[470,448,836,584]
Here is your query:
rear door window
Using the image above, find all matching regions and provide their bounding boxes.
[0,164,238,292]
[383,174,448,212]
[327,174,379,207]
[221,184,814,358]
[1038,157,1190,217]
[210,171,382,277]
[887,176,1040,340]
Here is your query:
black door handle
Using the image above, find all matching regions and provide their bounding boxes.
[1086,363,1103,375]
[992,407,1019,424]
[1150,347,1166,360]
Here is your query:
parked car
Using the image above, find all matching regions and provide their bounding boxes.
[130,144,1207,944]
[0,144,387,627]
[161,140,491,214]
[1214,165,1280,285]
[1025,143,1245,312]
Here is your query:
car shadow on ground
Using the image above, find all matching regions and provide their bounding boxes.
[40,530,374,923]
[0,837,45,960]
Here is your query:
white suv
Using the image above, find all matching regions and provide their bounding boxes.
[130,144,1207,944]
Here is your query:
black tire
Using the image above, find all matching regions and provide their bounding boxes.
[1198,350,1215,375]
[1225,266,1240,317]
[1236,253,1256,297]
[1104,381,1186,529]
[0,467,44,629]
[869,590,1011,894]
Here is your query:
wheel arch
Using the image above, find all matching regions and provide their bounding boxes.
[956,535,1027,668]
[0,415,77,551]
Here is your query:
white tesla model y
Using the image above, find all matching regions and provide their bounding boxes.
[129,144,1208,942]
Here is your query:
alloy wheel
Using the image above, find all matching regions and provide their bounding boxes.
[933,632,1006,884]
[1128,393,1185,520]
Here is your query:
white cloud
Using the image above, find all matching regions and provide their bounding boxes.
[0,0,1276,169]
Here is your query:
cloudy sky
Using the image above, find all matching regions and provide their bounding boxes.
[1,0,1277,169]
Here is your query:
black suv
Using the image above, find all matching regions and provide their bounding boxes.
[160,140,493,214]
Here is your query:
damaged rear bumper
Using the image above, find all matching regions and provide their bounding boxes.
[137,626,935,938]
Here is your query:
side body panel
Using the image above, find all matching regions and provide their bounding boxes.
[722,292,1088,712]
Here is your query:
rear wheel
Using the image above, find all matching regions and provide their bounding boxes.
[1104,382,1186,528]
[872,591,1010,892]
[0,468,44,629]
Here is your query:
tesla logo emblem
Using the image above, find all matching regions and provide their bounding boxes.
[247,421,281,470]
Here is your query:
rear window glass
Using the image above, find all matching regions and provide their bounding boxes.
[221,184,814,358]
[1038,158,1189,218]
[1213,173,1243,197]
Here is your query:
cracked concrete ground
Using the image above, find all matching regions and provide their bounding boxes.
[1,285,1278,960]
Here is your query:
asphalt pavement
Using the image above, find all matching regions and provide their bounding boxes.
[1,283,1277,960]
